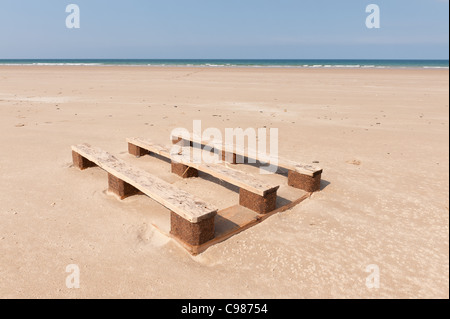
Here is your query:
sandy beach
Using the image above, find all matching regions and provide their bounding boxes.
[0,66,448,298]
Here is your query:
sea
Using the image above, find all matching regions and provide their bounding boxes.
[0,59,448,69]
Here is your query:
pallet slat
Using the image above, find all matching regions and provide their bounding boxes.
[127,137,280,196]
[72,144,217,223]
[170,133,323,177]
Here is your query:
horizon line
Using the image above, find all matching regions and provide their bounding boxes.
[0,58,449,61]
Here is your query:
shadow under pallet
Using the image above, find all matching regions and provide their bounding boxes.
[153,192,311,255]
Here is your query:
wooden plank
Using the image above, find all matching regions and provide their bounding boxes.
[188,162,279,196]
[72,144,217,223]
[170,132,323,177]
[127,138,280,196]
[276,158,323,177]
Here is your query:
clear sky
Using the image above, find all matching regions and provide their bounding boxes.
[0,0,448,59]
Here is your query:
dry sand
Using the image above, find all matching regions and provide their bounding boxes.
[0,66,448,299]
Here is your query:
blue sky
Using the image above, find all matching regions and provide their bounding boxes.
[0,0,448,59]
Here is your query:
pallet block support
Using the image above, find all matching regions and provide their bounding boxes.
[170,212,216,246]
[107,173,140,200]
[72,151,97,170]
[239,188,278,214]
[128,143,148,157]
[171,161,199,179]
[222,150,237,164]
[288,170,322,193]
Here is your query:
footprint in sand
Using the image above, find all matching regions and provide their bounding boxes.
[135,224,169,247]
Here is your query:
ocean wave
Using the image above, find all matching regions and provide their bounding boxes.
[423,66,449,69]
[0,60,448,69]
[0,63,103,66]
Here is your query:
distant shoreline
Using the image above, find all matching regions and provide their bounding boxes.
[0,59,448,69]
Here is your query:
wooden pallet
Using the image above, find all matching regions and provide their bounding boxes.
[72,138,323,255]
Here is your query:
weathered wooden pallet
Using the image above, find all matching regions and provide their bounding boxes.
[72,137,323,255]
